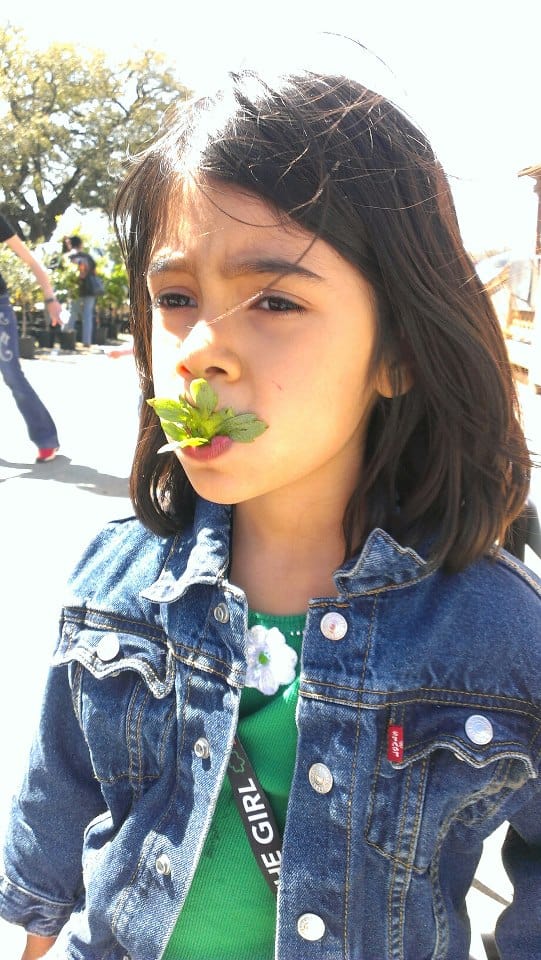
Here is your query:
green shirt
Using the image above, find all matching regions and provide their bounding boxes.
[163,611,305,960]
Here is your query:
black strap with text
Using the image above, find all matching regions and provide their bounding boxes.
[227,735,282,895]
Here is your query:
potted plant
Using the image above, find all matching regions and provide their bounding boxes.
[0,247,39,358]
[18,304,36,358]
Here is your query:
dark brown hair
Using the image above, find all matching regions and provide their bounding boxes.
[113,69,530,572]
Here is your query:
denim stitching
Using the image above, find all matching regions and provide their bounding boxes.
[429,849,449,960]
[110,657,195,939]
[386,763,411,951]
[126,681,149,794]
[171,649,244,687]
[343,683,364,957]
[344,595,378,955]
[0,872,74,909]
[453,757,529,825]
[70,662,83,728]
[135,686,151,793]
[157,703,176,771]
[300,690,541,725]
[365,718,385,846]
[58,643,176,698]
[497,552,541,595]
[307,600,351,610]
[303,678,541,707]
[388,757,428,956]
[125,680,138,788]
[63,608,166,641]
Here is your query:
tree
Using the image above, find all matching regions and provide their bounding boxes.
[0,24,190,242]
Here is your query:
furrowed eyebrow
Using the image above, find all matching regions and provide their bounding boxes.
[147,255,186,277]
[222,257,323,282]
[147,254,323,283]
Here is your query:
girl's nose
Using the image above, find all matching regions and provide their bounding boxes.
[175,318,242,383]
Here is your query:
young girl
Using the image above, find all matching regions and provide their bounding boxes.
[1,67,540,960]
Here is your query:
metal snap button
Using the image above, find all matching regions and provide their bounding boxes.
[213,603,230,624]
[96,634,120,662]
[155,854,172,876]
[194,737,211,759]
[308,762,333,794]
[297,912,326,941]
[319,611,348,641]
[465,714,494,745]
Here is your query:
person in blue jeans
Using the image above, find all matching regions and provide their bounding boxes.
[0,214,61,462]
[64,235,96,347]
[1,65,540,960]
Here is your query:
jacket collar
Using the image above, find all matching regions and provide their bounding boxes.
[141,497,432,604]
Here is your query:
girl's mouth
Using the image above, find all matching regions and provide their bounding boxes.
[147,378,267,453]
[181,435,233,461]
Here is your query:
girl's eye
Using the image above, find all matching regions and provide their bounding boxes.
[257,295,304,313]
[154,292,197,309]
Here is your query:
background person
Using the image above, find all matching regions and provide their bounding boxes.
[63,235,97,347]
[0,213,61,463]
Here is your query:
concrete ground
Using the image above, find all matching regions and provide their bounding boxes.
[0,341,539,958]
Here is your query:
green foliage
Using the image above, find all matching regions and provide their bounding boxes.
[50,253,80,303]
[0,246,43,334]
[0,247,41,306]
[43,227,129,312]
[100,235,129,309]
[147,379,268,449]
[0,23,191,242]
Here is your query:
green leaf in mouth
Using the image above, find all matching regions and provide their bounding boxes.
[147,378,268,452]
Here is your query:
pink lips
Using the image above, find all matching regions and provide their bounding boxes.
[181,435,234,462]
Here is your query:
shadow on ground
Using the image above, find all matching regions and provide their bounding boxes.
[0,456,129,497]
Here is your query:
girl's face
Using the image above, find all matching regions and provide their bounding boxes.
[148,181,387,513]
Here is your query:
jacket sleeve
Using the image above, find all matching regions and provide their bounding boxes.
[495,785,541,957]
[0,654,105,937]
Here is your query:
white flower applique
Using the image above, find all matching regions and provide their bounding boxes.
[245,625,298,696]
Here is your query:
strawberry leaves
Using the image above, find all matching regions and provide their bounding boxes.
[147,378,267,452]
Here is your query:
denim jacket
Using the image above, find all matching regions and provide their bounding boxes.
[1,497,541,960]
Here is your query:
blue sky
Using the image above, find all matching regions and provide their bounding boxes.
[7,0,541,255]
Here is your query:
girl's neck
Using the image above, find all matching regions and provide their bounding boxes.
[230,491,354,615]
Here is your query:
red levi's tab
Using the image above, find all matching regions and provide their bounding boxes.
[387,724,404,763]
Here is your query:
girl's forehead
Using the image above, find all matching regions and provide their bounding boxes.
[148,177,365,292]
[152,179,312,258]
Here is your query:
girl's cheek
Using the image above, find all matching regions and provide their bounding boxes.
[151,322,182,395]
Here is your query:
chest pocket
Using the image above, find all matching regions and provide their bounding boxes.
[365,699,541,872]
[55,621,176,787]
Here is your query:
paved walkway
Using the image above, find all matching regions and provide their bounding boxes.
[1,343,138,956]
[0,342,539,957]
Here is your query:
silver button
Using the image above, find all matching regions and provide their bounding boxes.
[465,714,493,745]
[213,603,230,624]
[308,762,333,794]
[155,854,172,876]
[297,912,326,941]
[96,634,120,662]
[194,737,210,759]
[319,611,348,641]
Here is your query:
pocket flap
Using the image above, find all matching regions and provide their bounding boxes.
[55,621,174,699]
[366,699,540,871]
[390,701,540,777]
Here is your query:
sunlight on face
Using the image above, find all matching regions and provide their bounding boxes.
[148,181,387,515]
